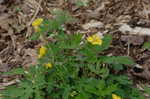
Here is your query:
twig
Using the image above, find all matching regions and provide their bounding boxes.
[27,0,43,26]
[0,79,20,90]
[127,41,130,56]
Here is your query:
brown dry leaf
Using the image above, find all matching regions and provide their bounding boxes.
[86,1,108,19]
[0,14,12,28]
[22,48,38,68]
[0,4,6,12]
[82,20,104,30]
[86,10,101,19]
[0,78,19,90]
[0,61,10,72]
[133,66,150,80]
[121,35,144,45]
[0,14,14,37]
[132,59,150,80]
[119,24,150,36]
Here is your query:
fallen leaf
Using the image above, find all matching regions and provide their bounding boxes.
[119,24,150,36]
[132,62,150,80]
[121,35,144,45]
[82,20,103,30]
[22,48,38,68]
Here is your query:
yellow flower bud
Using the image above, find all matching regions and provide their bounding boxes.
[112,94,122,99]
[38,46,47,58]
[32,18,43,32]
[32,18,43,27]
[45,63,52,69]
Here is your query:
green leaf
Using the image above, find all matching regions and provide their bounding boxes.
[2,86,24,98]
[97,80,105,90]
[143,42,150,49]
[100,34,112,51]
[110,75,132,85]
[34,90,44,99]
[19,81,32,89]
[3,68,25,75]
[102,56,135,65]
[84,84,97,95]
[116,56,135,65]
[75,0,88,7]
[23,87,34,99]
[112,64,124,71]
[75,92,90,99]
[99,68,109,78]
[20,93,31,99]
[101,84,118,96]
[69,34,82,48]
[62,85,71,99]
[143,86,150,94]
[29,31,41,40]
[52,9,73,24]
[80,45,97,57]
[56,33,82,49]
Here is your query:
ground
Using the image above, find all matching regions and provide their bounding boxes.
[0,0,150,97]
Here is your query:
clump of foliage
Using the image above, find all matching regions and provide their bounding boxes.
[31,9,73,40]
[1,10,146,99]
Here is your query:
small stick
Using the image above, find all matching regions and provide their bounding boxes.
[0,79,19,90]
[127,41,130,56]
[27,0,43,26]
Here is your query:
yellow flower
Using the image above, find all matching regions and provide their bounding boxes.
[32,18,43,32]
[112,94,122,99]
[87,34,102,45]
[45,63,52,69]
[38,46,47,58]
[32,18,43,27]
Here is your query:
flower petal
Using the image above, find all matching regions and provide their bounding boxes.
[87,34,103,45]
[112,94,122,99]
[38,46,47,58]
[45,63,52,69]
[32,18,43,27]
